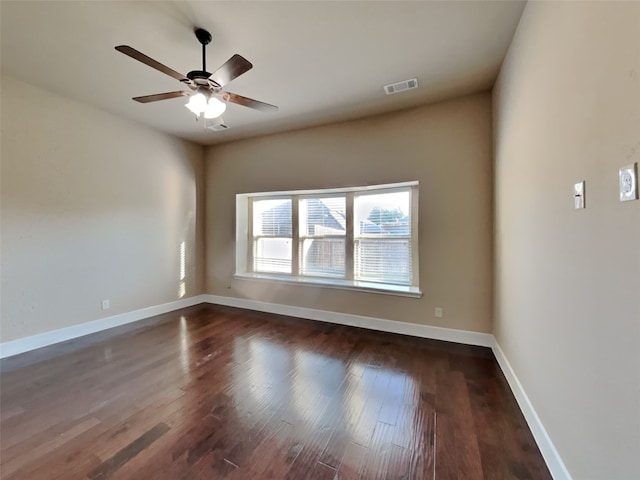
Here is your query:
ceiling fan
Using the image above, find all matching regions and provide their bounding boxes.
[115,28,278,120]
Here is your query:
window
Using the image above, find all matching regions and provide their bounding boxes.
[299,196,346,278]
[252,198,292,273]
[236,182,420,297]
[354,190,412,285]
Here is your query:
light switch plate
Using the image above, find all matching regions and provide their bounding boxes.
[574,181,585,209]
[619,163,638,202]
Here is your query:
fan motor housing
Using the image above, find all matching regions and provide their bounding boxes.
[187,70,211,81]
[187,70,219,89]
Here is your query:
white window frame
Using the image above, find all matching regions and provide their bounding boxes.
[236,181,421,297]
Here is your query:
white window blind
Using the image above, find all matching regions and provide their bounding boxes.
[252,198,292,274]
[299,196,346,278]
[354,190,412,285]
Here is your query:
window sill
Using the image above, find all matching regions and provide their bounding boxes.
[234,273,422,298]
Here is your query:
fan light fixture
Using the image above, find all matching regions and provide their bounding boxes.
[185,93,226,118]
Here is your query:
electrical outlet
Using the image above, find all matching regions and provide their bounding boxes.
[435,307,443,318]
[619,163,638,202]
[101,299,110,310]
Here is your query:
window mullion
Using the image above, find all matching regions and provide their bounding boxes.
[291,195,299,277]
[345,192,354,280]
[411,186,419,286]
[248,197,255,273]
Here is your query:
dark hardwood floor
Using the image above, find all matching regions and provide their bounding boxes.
[0,304,551,479]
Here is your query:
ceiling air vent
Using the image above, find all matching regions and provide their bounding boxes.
[383,78,418,95]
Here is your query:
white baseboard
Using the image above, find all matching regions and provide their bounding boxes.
[491,341,572,480]
[202,294,495,347]
[0,292,569,480]
[0,295,208,359]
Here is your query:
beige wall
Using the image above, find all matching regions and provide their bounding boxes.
[0,75,205,342]
[493,2,640,479]
[205,93,493,333]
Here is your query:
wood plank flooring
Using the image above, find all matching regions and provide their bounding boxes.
[0,304,552,479]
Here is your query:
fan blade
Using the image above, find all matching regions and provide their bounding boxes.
[132,91,191,103]
[224,92,278,112]
[115,45,187,82]
[209,54,253,87]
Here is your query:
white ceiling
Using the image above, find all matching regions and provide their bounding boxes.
[0,1,525,146]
